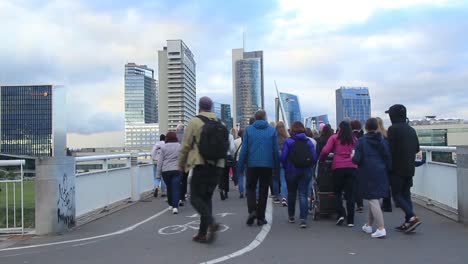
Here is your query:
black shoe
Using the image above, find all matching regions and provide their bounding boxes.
[336,216,345,226]
[239,193,244,199]
[257,218,268,226]
[220,191,226,201]
[405,216,421,233]
[246,212,256,226]
[356,207,363,213]
[179,200,185,207]
[153,188,158,198]
[395,222,410,232]
[224,191,229,199]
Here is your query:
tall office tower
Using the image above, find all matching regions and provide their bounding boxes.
[158,40,196,134]
[335,87,371,126]
[221,104,233,131]
[276,91,302,129]
[124,63,158,149]
[0,85,66,157]
[232,48,264,129]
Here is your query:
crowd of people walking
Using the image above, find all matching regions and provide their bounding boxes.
[151,96,422,243]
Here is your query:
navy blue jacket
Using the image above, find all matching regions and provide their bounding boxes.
[352,132,392,199]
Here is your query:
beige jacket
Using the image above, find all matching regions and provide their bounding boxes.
[178,111,225,171]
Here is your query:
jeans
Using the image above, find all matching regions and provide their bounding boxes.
[162,170,181,208]
[279,167,287,200]
[333,168,356,225]
[153,165,166,192]
[287,172,311,220]
[238,170,245,194]
[246,167,272,220]
[392,177,415,222]
[190,165,221,236]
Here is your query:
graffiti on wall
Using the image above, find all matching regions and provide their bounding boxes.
[57,172,75,228]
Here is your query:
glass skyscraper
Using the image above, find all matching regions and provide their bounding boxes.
[221,104,233,131]
[335,87,371,126]
[124,63,158,149]
[232,48,264,129]
[0,85,66,157]
[276,91,302,129]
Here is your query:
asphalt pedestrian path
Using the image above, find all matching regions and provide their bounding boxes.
[1,189,468,264]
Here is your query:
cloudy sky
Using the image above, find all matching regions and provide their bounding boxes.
[1,0,467,147]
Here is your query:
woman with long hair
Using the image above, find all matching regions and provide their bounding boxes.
[315,124,333,157]
[319,121,358,227]
[276,121,290,206]
[280,121,317,228]
[157,132,182,214]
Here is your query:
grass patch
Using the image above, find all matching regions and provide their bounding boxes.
[0,181,35,229]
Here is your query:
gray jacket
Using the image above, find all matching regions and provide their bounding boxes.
[157,142,181,178]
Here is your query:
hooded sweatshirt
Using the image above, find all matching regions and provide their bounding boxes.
[387,105,420,178]
[237,120,280,173]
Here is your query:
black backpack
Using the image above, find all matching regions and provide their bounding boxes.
[288,138,314,168]
[197,115,229,162]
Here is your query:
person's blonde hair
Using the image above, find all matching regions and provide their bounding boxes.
[276,121,289,146]
[376,117,387,138]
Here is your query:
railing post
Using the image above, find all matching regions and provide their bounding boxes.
[35,157,76,235]
[457,146,468,226]
[130,153,141,202]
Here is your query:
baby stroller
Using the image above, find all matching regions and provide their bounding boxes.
[310,154,336,220]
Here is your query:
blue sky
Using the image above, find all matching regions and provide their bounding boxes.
[1,0,467,147]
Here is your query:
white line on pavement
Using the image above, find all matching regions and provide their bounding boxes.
[0,207,170,252]
[200,198,274,264]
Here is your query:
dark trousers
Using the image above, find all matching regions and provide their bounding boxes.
[287,172,311,220]
[333,168,356,224]
[190,166,220,236]
[219,165,231,193]
[246,167,272,220]
[392,177,415,222]
[181,171,189,201]
[354,171,364,208]
[382,191,392,210]
[232,166,238,186]
[162,170,182,208]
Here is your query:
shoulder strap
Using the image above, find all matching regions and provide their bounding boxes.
[197,115,210,123]
[234,141,242,160]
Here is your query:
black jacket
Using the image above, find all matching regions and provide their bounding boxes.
[387,108,420,178]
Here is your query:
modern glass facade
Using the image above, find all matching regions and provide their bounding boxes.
[235,58,262,128]
[221,104,233,131]
[125,123,159,149]
[336,87,371,126]
[232,48,264,129]
[305,115,329,130]
[277,92,302,129]
[1,85,53,156]
[124,63,158,125]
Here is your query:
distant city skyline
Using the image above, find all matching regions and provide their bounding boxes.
[2,1,467,147]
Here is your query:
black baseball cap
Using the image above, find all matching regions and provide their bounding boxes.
[385,104,406,114]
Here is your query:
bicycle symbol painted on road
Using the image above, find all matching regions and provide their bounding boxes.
[158,220,229,235]
[158,212,233,235]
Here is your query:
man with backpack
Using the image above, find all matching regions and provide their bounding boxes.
[237,110,280,226]
[178,96,229,243]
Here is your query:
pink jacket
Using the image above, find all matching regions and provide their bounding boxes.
[319,134,357,170]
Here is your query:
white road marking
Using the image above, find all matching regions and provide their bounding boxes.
[0,207,170,252]
[200,199,273,264]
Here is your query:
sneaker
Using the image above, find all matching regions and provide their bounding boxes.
[161,193,167,197]
[207,223,220,243]
[246,212,256,226]
[239,193,244,199]
[300,219,307,228]
[356,207,363,213]
[347,224,354,227]
[257,218,268,226]
[169,206,173,210]
[172,208,178,214]
[288,217,295,223]
[336,216,345,226]
[153,188,159,198]
[405,216,421,233]
[395,222,410,232]
[179,200,185,207]
[362,224,373,234]
[371,228,387,238]
[273,198,281,204]
[282,198,288,207]
[192,234,208,243]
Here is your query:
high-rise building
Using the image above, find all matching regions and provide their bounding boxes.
[158,40,196,134]
[232,48,264,129]
[213,102,233,131]
[124,63,158,124]
[124,63,158,149]
[335,87,371,126]
[305,115,330,130]
[213,102,222,119]
[276,91,302,129]
[0,85,66,157]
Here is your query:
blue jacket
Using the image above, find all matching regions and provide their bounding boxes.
[237,120,280,173]
[352,132,392,199]
[280,133,317,176]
